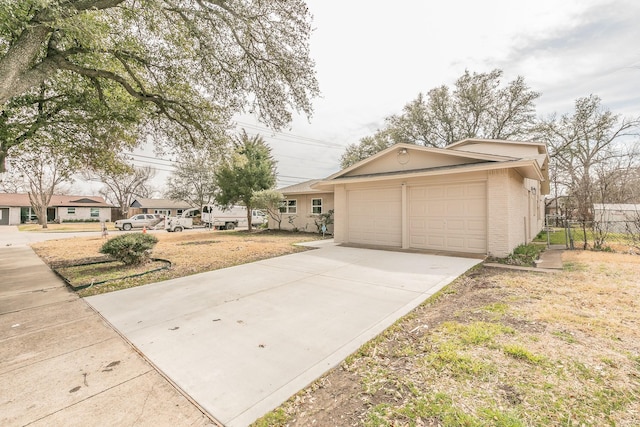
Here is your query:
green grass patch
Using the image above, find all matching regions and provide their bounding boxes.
[478,407,525,427]
[502,344,547,365]
[481,302,509,315]
[252,408,289,427]
[56,259,168,288]
[552,330,578,344]
[440,321,515,346]
[534,228,567,245]
[390,393,482,427]
[424,343,496,378]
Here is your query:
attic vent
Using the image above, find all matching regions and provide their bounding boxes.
[71,198,98,203]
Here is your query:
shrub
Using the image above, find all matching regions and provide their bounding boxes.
[100,233,158,265]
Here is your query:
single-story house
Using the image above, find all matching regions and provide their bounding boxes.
[593,203,640,233]
[129,198,195,217]
[278,138,549,257]
[0,193,112,225]
[269,179,335,233]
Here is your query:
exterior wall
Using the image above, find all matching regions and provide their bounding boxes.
[487,169,511,257]
[507,169,528,252]
[487,169,543,257]
[269,193,335,233]
[57,207,111,222]
[334,185,347,243]
[332,168,545,257]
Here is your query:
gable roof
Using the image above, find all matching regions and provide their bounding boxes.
[313,140,550,193]
[130,198,194,209]
[0,193,111,207]
[277,179,327,195]
[446,138,548,155]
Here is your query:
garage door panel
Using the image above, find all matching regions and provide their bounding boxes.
[409,182,486,253]
[348,187,402,247]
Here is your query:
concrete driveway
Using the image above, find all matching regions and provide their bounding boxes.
[86,241,481,426]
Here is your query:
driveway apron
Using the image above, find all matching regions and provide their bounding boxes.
[86,242,481,426]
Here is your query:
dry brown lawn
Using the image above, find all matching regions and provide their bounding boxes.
[254,250,640,427]
[31,229,321,297]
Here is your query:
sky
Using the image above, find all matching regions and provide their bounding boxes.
[84,0,640,196]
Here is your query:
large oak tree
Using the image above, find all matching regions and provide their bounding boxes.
[341,69,540,168]
[0,0,319,171]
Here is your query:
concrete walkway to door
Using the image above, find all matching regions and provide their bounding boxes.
[86,241,481,426]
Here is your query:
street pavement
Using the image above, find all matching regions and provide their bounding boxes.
[0,226,216,426]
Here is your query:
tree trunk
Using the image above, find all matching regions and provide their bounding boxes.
[246,205,252,232]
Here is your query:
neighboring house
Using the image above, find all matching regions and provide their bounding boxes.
[287,138,549,258]
[593,204,640,233]
[271,179,335,233]
[129,198,195,217]
[0,193,112,225]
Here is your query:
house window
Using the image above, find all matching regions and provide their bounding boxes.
[176,209,184,216]
[90,208,100,218]
[279,199,297,214]
[311,198,322,214]
[67,207,76,215]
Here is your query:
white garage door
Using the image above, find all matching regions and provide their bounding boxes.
[347,187,402,247]
[409,182,486,253]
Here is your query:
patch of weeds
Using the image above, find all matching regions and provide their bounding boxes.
[477,407,524,427]
[563,261,587,272]
[502,344,547,365]
[552,330,578,344]
[440,321,515,346]
[252,408,289,427]
[391,344,417,358]
[179,239,221,246]
[394,393,481,426]
[361,367,391,395]
[492,243,546,266]
[481,302,509,316]
[571,361,603,384]
[365,403,391,427]
[599,357,618,368]
[424,343,496,378]
[593,387,636,416]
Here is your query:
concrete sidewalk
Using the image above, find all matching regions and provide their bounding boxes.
[87,243,481,426]
[0,244,216,426]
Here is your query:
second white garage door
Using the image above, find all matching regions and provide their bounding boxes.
[347,187,402,247]
[409,182,487,253]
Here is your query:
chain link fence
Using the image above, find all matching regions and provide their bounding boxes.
[542,214,640,252]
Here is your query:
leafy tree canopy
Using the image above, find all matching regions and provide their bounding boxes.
[215,130,276,231]
[0,0,319,172]
[165,147,224,209]
[341,69,540,168]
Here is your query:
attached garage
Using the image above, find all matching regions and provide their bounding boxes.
[347,187,402,246]
[0,208,9,225]
[408,182,486,253]
[304,139,550,257]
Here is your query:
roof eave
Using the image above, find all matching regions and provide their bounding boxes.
[315,159,547,188]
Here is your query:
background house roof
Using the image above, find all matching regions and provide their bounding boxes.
[277,179,326,195]
[130,198,194,209]
[0,193,111,207]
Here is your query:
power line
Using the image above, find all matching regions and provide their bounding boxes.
[235,120,345,148]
